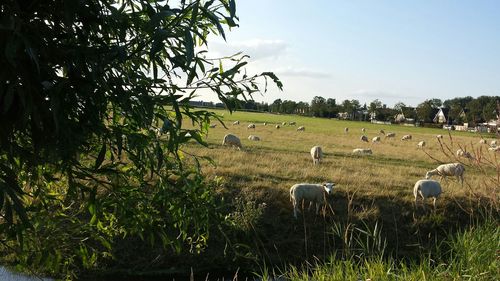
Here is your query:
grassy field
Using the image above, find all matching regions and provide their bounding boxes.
[180,109,499,278]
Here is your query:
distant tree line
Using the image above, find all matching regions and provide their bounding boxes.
[193,95,500,125]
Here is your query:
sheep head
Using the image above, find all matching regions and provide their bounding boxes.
[323,182,335,195]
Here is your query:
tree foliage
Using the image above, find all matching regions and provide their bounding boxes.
[0,0,281,277]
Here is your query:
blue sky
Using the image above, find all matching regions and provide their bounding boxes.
[203,0,500,107]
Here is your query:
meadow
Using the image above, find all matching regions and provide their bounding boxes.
[181,109,499,279]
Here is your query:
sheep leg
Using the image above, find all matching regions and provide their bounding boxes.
[432,197,437,210]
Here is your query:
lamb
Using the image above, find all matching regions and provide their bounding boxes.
[425,163,465,186]
[385,132,396,139]
[417,141,426,148]
[248,135,260,141]
[297,126,305,131]
[372,136,381,143]
[401,134,412,141]
[247,123,256,129]
[360,135,369,142]
[413,179,442,210]
[456,149,474,160]
[290,182,335,218]
[352,148,372,155]
[233,120,240,125]
[222,134,242,150]
[310,146,323,165]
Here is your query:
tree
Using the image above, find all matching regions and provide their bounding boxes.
[416,100,436,123]
[393,102,406,112]
[270,98,283,112]
[311,96,327,117]
[0,0,281,277]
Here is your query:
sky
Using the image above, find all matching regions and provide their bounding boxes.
[200,0,500,107]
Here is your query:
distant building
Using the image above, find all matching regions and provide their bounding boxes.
[395,107,416,123]
[433,107,450,124]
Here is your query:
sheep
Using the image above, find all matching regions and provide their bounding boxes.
[491,140,497,147]
[360,135,369,142]
[344,127,349,134]
[352,148,372,155]
[290,182,335,218]
[233,120,240,125]
[417,141,426,148]
[282,122,287,126]
[436,135,443,139]
[401,134,412,141]
[385,132,396,139]
[456,149,474,160]
[379,129,385,135]
[222,134,242,150]
[488,146,500,152]
[289,121,296,126]
[248,135,260,141]
[247,123,256,129]
[310,146,323,165]
[413,179,442,210]
[425,163,465,186]
[372,136,381,143]
[297,126,305,131]
[209,124,217,128]
[361,128,366,133]
[479,139,487,144]
[263,122,267,126]
[275,124,281,129]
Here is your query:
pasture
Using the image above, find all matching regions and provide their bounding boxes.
[180,109,499,272]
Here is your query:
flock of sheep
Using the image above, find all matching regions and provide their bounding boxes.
[218,121,496,218]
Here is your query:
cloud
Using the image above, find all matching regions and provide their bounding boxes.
[274,67,331,78]
[209,39,287,60]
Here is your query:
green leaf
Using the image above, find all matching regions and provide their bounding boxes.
[94,142,107,170]
[184,29,194,65]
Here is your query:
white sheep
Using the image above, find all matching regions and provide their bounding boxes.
[479,139,487,144]
[361,128,366,133]
[491,140,497,147]
[401,134,412,141]
[436,135,443,139]
[209,124,217,128]
[344,127,349,133]
[290,182,335,218]
[360,135,369,142]
[425,163,465,186]
[297,126,305,131]
[379,129,385,135]
[352,148,372,155]
[385,132,396,139]
[488,146,500,152]
[289,121,296,126]
[275,124,281,129]
[310,146,323,165]
[222,134,242,150]
[456,149,474,160]
[247,123,255,129]
[372,136,381,143]
[414,179,442,210]
[248,135,260,141]
[417,141,426,148]
[282,122,287,126]
[263,122,267,126]
[233,120,240,125]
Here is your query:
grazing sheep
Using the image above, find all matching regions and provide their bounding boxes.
[263,122,267,126]
[401,134,412,141]
[479,139,487,144]
[417,141,426,148]
[360,135,369,142]
[297,126,305,131]
[209,124,217,128]
[361,128,366,133]
[233,120,240,125]
[491,140,497,147]
[456,149,474,160]
[222,134,242,150]
[282,122,287,126]
[289,121,296,126]
[310,146,323,165]
[425,163,465,186]
[379,129,385,135]
[344,127,349,134]
[248,135,260,141]
[372,136,381,143]
[385,132,396,139]
[275,124,281,129]
[290,182,335,218]
[436,135,443,139]
[247,123,256,129]
[352,148,372,155]
[414,179,442,210]
[488,146,500,152]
